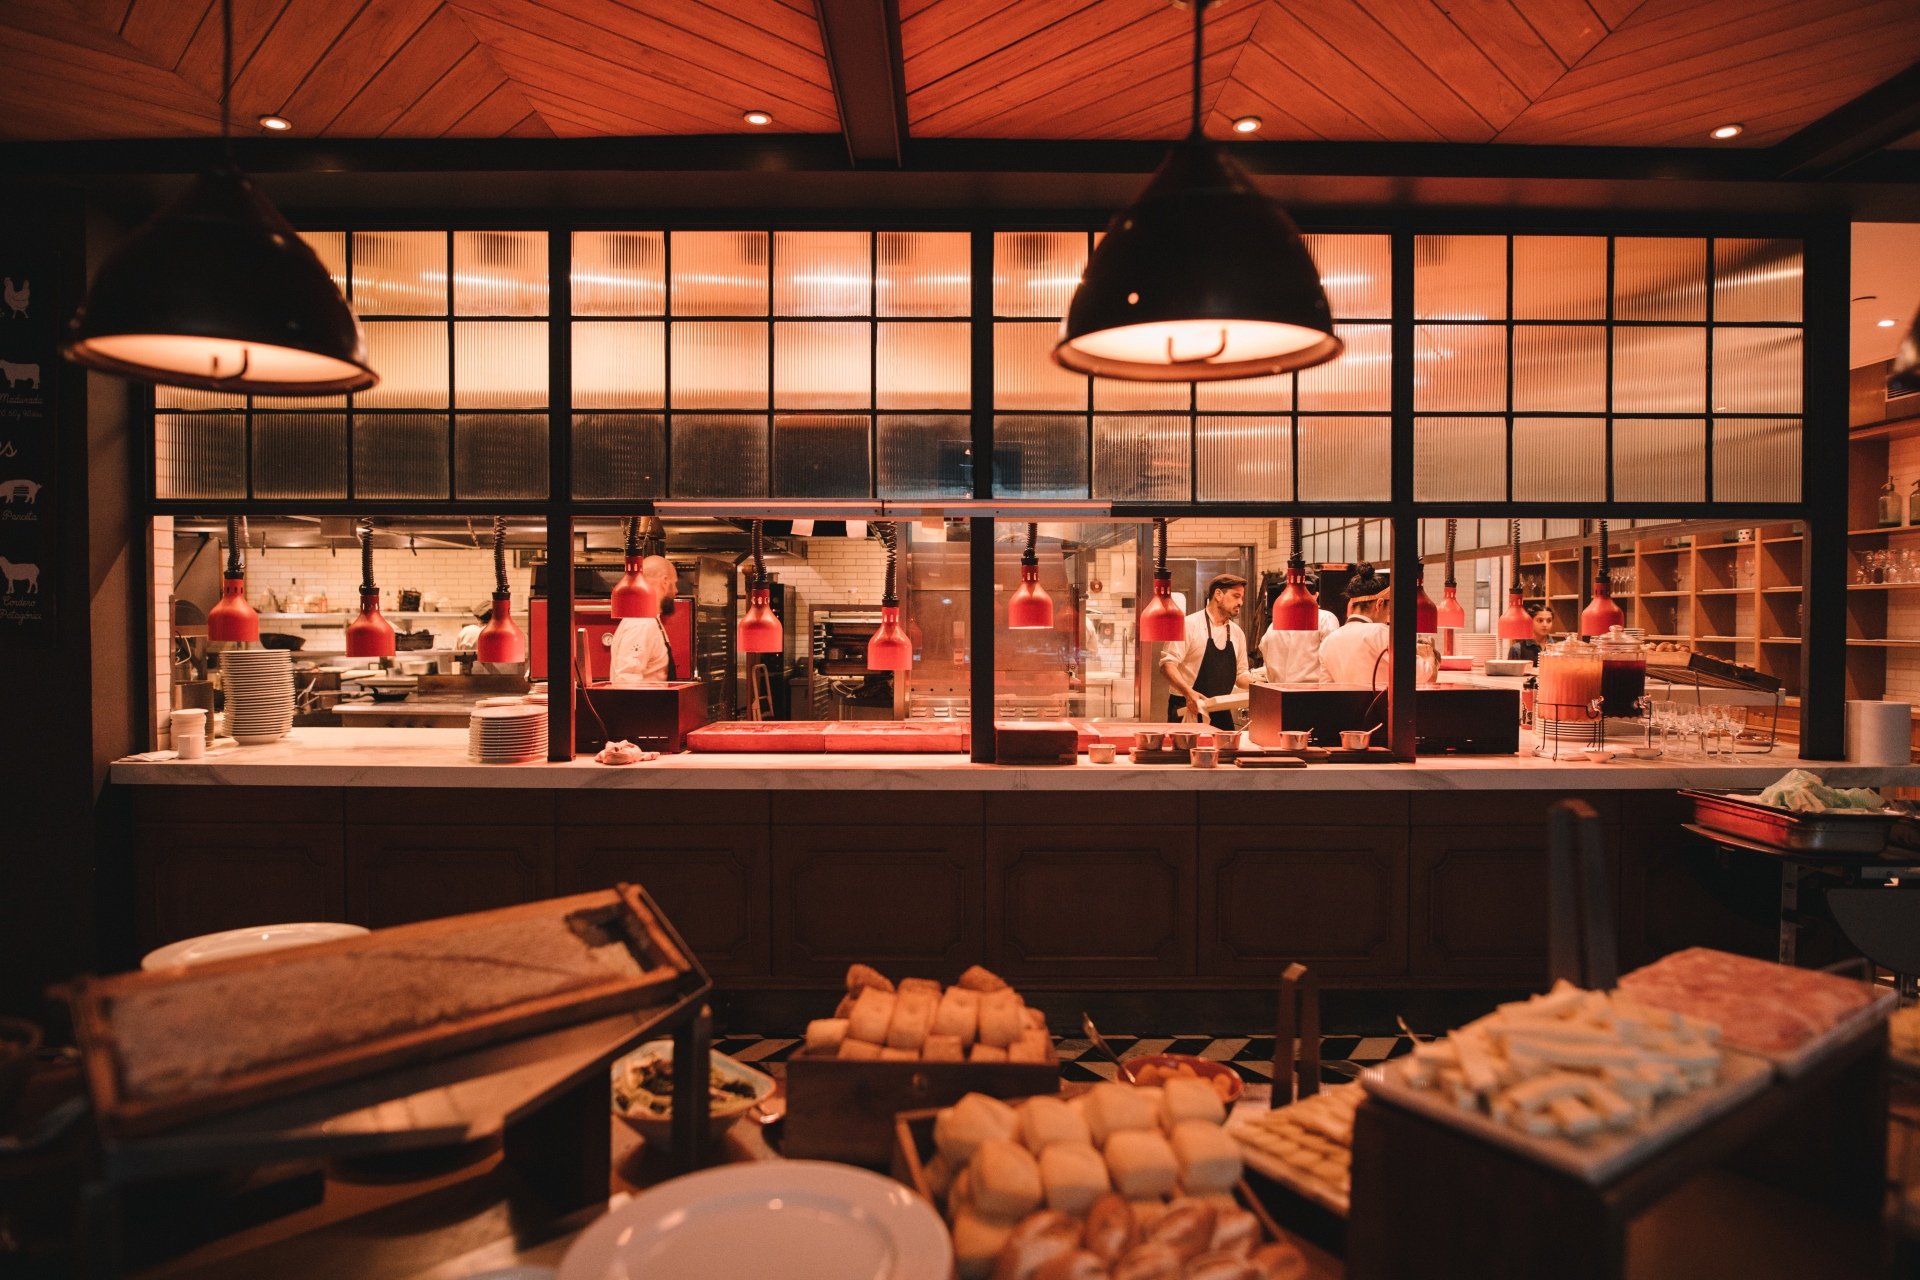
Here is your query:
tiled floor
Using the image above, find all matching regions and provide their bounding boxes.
[716,1032,1414,1090]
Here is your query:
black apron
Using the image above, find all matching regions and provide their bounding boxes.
[1168,622,1238,731]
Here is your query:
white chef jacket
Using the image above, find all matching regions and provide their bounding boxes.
[1250,609,1341,684]
[608,616,670,684]
[1318,617,1391,687]
[1157,609,1249,691]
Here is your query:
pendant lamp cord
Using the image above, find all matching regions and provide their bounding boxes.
[751,519,766,591]
[225,515,244,576]
[1022,521,1039,569]
[1510,519,1522,593]
[1188,0,1204,139]
[359,519,376,594]
[1289,517,1304,571]
[1444,519,1457,588]
[218,0,235,163]
[879,522,899,607]
[623,516,640,560]
[1596,519,1610,584]
[492,515,509,595]
[1154,516,1169,572]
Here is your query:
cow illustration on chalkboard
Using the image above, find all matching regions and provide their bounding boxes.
[2,479,39,504]
[0,360,39,391]
[3,279,26,318]
[0,557,39,593]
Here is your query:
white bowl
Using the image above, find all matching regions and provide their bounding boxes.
[610,1039,775,1149]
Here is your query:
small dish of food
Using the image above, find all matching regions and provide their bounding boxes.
[1122,1052,1244,1105]
[1631,745,1663,760]
[611,1040,777,1149]
[1583,749,1616,764]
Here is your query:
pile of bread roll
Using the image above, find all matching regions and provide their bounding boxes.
[804,964,1053,1064]
[929,1083,1307,1280]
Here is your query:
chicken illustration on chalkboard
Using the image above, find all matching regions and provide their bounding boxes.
[3,279,26,319]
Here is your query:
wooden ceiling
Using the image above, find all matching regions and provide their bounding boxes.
[1,0,1914,155]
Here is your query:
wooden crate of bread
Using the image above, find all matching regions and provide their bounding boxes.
[893,1085,1314,1280]
[784,963,1059,1166]
[67,885,706,1137]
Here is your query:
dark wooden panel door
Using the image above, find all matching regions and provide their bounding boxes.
[986,827,1196,980]
[346,825,554,929]
[557,825,769,977]
[1198,826,1407,978]
[134,821,345,953]
[771,826,983,980]
[1409,826,1572,982]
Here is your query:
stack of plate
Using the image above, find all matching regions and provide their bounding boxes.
[469,703,546,763]
[222,649,295,745]
[1455,632,1500,661]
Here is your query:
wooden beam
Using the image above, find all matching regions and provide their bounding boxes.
[1772,63,1920,180]
[816,0,908,168]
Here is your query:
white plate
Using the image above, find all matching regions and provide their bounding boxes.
[141,921,368,971]
[557,1161,951,1280]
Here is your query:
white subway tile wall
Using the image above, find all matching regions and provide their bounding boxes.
[240,548,535,651]
[152,518,174,747]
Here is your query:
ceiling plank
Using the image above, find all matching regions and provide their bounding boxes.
[445,78,542,136]
[278,0,441,134]
[1772,61,1920,177]
[230,1,368,121]
[1276,0,1502,138]
[173,0,292,105]
[382,43,501,136]
[326,6,482,136]
[1514,0,1612,66]
[817,0,908,165]
[119,0,214,72]
[1361,0,1538,125]
[904,0,1103,94]
[1235,4,1452,143]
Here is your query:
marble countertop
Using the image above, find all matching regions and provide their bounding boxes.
[110,727,1920,792]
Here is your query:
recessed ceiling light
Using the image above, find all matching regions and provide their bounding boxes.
[1880,318,1900,328]
[742,109,772,126]
[1231,115,1262,134]
[257,114,292,132]
[1709,123,1743,140]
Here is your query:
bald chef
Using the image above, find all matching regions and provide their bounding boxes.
[609,556,680,683]
[1158,573,1249,730]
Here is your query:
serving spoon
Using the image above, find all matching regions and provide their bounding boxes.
[1081,1012,1137,1082]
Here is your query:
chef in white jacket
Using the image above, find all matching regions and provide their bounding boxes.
[1158,573,1249,729]
[1318,566,1393,688]
[1239,573,1340,687]
[608,556,680,683]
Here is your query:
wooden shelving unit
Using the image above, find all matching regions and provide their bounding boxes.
[1846,360,1920,711]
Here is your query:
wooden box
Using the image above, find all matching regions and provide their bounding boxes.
[994,720,1079,764]
[783,1049,1059,1166]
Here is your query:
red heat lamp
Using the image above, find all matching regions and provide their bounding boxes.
[866,523,912,671]
[609,519,657,620]
[1414,564,1439,635]
[1139,517,1187,642]
[1436,519,1467,632]
[1007,522,1054,630]
[1581,519,1627,638]
[344,521,395,658]
[475,516,524,664]
[1271,517,1319,632]
[206,516,259,643]
[1497,519,1533,641]
[739,519,784,652]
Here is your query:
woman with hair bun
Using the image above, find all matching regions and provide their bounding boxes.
[1317,565,1393,687]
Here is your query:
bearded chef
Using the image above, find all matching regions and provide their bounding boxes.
[608,556,680,683]
[1158,573,1249,730]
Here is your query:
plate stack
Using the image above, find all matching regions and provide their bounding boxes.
[469,703,546,763]
[1455,632,1500,662]
[221,649,295,745]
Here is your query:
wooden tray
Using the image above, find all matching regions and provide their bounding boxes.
[68,885,705,1137]
[1359,1049,1774,1185]
[784,1048,1059,1167]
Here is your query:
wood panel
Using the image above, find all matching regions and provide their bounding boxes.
[772,825,984,979]
[1198,825,1407,977]
[556,825,769,976]
[1408,826,1556,981]
[345,825,554,928]
[986,825,1196,979]
[134,821,344,953]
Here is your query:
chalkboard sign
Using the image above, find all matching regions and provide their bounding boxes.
[0,216,56,646]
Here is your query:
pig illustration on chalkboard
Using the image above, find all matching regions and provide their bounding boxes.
[2,279,26,318]
[2,480,39,504]
[0,557,39,593]
[0,360,39,391]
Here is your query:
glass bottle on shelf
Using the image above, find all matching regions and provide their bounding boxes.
[1909,479,1920,527]
[1880,476,1902,528]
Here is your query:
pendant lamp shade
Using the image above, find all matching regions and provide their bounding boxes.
[1436,586,1466,631]
[739,520,784,652]
[476,592,524,664]
[207,572,259,643]
[867,605,912,671]
[1007,523,1054,630]
[1139,571,1187,642]
[1271,518,1319,632]
[1055,142,1342,382]
[1415,574,1439,634]
[1498,521,1533,641]
[346,589,396,658]
[1581,520,1626,637]
[64,168,375,395]
[610,557,657,620]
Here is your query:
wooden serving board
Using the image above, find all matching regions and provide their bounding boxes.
[1358,1049,1774,1185]
[1720,985,1898,1080]
[67,885,705,1137]
[785,1048,1059,1167]
[1235,1142,1350,1216]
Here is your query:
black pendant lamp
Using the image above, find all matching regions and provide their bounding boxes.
[62,0,375,396]
[1053,1,1341,382]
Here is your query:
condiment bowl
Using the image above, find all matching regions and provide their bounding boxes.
[1339,729,1374,751]
[1121,1053,1244,1105]
[1273,729,1313,751]
[611,1039,776,1149]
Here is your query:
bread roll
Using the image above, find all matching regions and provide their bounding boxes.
[1209,1207,1261,1257]
[1018,1095,1091,1153]
[880,1045,918,1061]
[1033,1250,1108,1280]
[845,963,894,994]
[1082,1192,1135,1262]
[1022,1005,1048,1030]
[970,1042,1009,1064]
[1105,1129,1179,1199]
[1128,1197,1172,1231]
[979,989,1025,1049]
[847,986,896,1044]
[1170,1120,1243,1194]
[952,1208,1016,1280]
[1009,1027,1052,1064]
[804,1018,849,1054]
[924,1033,964,1062]
[934,986,982,1044]
[1185,1249,1260,1280]
[923,1152,954,1201]
[972,1138,1044,1220]
[834,993,856,1020]
[1038,1140,1109,1214]
[935,1092,1019,1165]
[1085,1082,1158,1147]
[990,1210,1082,1280]
[898,976,942,995]
[886,988,937,1050]
[837,1038,882,1060]
[1143,1200,1216,1262]
[949,1168,974,1221]
[1249,1242,1309,1280]
[1160,1076,1226,1129]
[1110,1242,1183,1280]
[958,964,1011,993]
